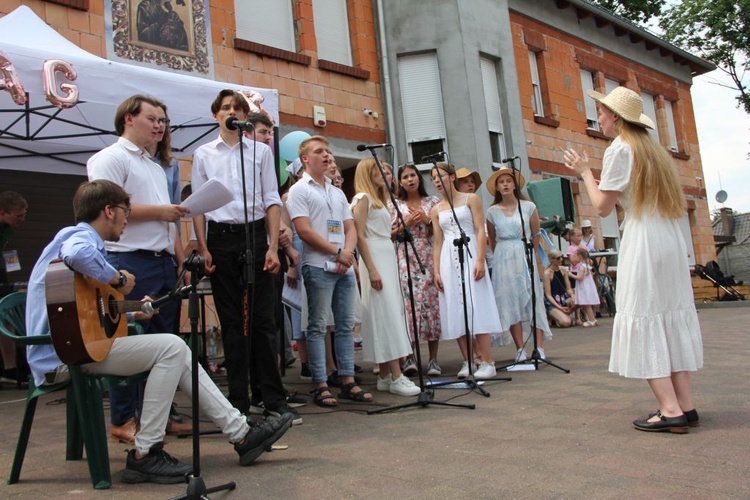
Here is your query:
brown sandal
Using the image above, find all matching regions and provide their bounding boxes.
[339,383,373,402]
[312,386,338,407]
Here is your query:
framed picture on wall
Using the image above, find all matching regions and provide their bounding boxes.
[105,0,213,76]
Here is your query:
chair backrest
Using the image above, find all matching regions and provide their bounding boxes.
[0,292,27,340]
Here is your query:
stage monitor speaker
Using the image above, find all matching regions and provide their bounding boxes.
[526,177,575,230]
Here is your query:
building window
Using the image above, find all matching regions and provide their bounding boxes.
[528,50,544,117]
[678,212,696,267]
[398,52,447,165]
[313,0,353,66]
[480,56,507,165]
[640,91,659,142]
[580,69,599,131]
[604,78,620,94]
[664,99,679,152]
[235,0,295,52]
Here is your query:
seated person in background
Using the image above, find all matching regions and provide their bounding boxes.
[26,180,293,485]
[542,249,575,328]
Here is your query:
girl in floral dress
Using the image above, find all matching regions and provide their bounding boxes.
[390,164,443,375]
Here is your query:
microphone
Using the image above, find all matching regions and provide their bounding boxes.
[501,156,520,163]
[356,143,391,151]
[420,151,446,163]
[141,285,194,315]
[225,116,254,131]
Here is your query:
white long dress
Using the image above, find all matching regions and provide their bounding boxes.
[437,198,502,340]
[352,193,413,363]
[601,137,703,379]
[486,200,551,344]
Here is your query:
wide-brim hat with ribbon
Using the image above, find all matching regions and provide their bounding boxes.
[454,168,483,190]
[486,167,525,196]
[587,86,654,129]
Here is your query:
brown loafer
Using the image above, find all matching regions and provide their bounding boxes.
[165,417,193,436]
[110,417,138,443]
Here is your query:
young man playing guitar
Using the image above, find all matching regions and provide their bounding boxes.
[25,180,293,485]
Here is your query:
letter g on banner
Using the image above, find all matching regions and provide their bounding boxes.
[43,59,79,109]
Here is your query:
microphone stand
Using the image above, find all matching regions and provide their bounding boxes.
[174,251,237,500]
[424,157,510,397]
[360,150,473,414]
[495,160,569,374]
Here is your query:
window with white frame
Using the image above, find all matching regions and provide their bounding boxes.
[480,56,507,164]
[235,0,295,52]
[605,78,620,94]
[398,52,447,165]
[313,0,353,66]
[528,50,544,117]
[664,99,679,152]
[640,91,659,142]
[580,69,599,131]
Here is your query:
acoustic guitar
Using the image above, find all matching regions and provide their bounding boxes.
[45,260,145,365]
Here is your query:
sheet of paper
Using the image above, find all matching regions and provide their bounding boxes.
[181,178,234,218]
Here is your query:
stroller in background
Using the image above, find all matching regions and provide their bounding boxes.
[694,261,745,301]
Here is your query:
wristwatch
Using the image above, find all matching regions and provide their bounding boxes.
[112,272,127,289]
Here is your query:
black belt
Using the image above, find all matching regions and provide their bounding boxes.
[208,220,266,233]
[129,249,173,258]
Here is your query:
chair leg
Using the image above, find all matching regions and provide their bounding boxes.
[66,384,84,460]
[70,367,112,490]
[7,386,39,484]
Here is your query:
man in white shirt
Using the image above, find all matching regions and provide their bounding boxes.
[286,136,372,406]
[87,95,189,442]
[192,90,295,422]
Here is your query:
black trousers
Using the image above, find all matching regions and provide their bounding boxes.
[207,221,285,413]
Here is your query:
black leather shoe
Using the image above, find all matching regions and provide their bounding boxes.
[649,408,699,428]
[633,411,688,434]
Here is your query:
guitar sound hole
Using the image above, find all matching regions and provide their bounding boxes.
[100,292,121,339]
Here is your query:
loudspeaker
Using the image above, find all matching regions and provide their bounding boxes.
[526,177,575,228]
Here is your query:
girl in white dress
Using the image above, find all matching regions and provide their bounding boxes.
[564,87,702,434]
[430,163,502,380]
[351,158,420,397]
[570,247,599,327]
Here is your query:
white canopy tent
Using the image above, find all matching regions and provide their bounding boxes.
[0,6,278,176]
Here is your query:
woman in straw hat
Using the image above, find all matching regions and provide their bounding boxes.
[485,167,552,362]
[563,86,702,433]
[430,162,502,379]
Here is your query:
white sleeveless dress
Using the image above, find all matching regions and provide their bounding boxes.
[437,199,502,340]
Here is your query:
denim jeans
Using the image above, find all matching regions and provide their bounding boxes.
[301,265,356,384]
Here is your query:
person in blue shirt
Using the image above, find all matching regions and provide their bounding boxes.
[26,179,292,484]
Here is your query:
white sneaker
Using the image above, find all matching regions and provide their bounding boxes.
[515,349,528,362]
[457,361,470,379]
[389,375,420,396]
[376,373,392,391]
[537,348,546,360]
[474,362,497,380]
[427,359,442,376]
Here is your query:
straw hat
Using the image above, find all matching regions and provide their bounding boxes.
[587,87,654,129]
[455,168,483,189]
[581,219,592,228]
[486,167,525,196]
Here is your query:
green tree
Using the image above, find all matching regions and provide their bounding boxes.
[660,0,750,114]
[586,0,666,24]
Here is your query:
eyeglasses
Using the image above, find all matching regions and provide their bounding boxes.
[112,205,131,218]
[145,116,170,126]
[552,256,563,260]
[12,211,27,219]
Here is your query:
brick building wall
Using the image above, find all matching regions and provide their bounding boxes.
[509,11,716,267]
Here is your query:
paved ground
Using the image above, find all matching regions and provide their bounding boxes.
[1,304,749,499]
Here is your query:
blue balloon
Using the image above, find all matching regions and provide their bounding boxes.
[279,131,312,163]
